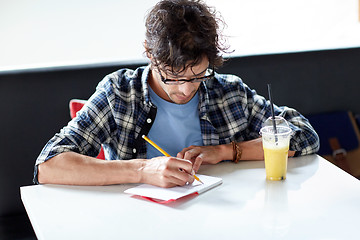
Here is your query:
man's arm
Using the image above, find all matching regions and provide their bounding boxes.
[38,152,195,187]
[177,138,295,172]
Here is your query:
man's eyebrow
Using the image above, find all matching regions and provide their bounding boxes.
[193,67,209,76]
[166,66,209,78]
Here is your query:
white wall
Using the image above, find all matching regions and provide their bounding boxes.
[1,0,359,72]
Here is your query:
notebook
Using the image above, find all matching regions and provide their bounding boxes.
[124,174,222,203]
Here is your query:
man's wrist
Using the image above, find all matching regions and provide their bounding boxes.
[135,159,147,184]
[231,141,242,163]
[217,143,235,161]
[236,138,264,160]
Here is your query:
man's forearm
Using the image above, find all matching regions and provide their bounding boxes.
[37,152,143,185]
[236,138,295,161]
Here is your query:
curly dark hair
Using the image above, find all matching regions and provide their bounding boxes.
[144,0,228,75]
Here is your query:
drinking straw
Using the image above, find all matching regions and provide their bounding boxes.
[267,84,278,140]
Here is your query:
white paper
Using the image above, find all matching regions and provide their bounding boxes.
[124,174,222,201]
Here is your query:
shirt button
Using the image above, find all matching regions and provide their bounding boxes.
[147,118,152,123]
[133,148,137,154]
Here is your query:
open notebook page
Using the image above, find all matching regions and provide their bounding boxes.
[124,174,222,202]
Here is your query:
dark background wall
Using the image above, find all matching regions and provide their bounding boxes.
[219,48,360,115]
[0,47,359,239]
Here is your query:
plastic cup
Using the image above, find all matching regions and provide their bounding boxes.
[260,117,292,181]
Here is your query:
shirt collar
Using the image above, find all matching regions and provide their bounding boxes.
[198,80,211,120]
[141,65,152,105]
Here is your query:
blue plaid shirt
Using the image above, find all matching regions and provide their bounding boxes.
[34,65,319,183]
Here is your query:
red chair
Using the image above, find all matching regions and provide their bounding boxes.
[69,99,106,160]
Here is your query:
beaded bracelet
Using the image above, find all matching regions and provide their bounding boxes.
[232,141,242,163]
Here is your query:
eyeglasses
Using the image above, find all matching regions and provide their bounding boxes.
[157,66,214,85]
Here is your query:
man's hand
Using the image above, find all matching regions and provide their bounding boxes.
[177,145,228,173]
[177,138,268,172]
[139,156,195,188]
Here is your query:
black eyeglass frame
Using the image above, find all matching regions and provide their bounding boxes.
[156,66,215,85]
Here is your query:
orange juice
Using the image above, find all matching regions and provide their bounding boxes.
[260,120,292,181]
[263,146,289,180]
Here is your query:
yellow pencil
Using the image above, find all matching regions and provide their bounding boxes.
[142,135,204,184]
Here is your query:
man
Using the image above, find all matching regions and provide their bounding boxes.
[34,0,319,187]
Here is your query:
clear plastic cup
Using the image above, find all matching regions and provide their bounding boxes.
[260,116,293,181]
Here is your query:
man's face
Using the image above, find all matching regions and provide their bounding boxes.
[150,57,209,104]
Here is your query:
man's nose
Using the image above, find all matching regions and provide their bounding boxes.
[178,82,194,95]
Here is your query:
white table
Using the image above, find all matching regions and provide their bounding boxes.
[21,155,360,240]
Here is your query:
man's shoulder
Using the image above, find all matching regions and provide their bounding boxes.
[97,66,148,91]
[207,72,246,91]
[201,72,257,105]
[107,66,147,83]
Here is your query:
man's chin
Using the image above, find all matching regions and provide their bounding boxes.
[171,97,191,104]
[170,94,194,104]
